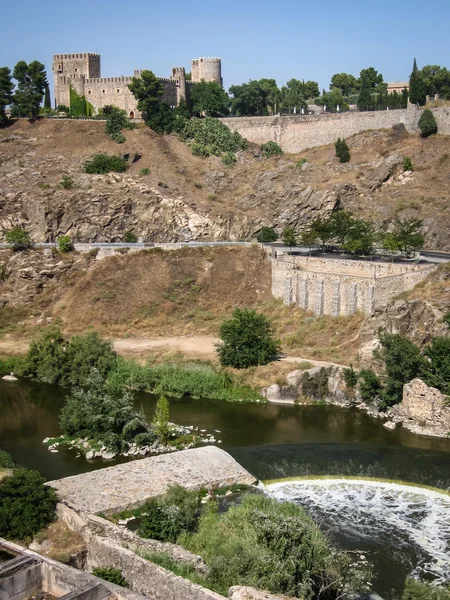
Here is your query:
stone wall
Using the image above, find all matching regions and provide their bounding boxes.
[271,255,434,316]
[221,106,450,153]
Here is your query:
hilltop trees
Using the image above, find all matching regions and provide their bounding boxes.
[129,70,176,133]
[409,59,426,106]
[0,67,14,125]
[11,60,48,120]
[190,81,229,117]
[229,80,269,116]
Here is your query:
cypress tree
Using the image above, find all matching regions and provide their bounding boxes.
[335,137,350,163]
[357,73,372,111]
[401,87,409,109]
[0,67,14,125]
[409,59,426,106]
[44,83,51,110]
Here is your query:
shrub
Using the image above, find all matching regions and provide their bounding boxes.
[56,104,70,113]
[104,105,135,143]
[301,367,330,400]
[216,308,280,369]
[92,567,129,588]
[296,158,308,168]
[359,369,383,402]
[181,117,247,158]
[0,468,58,541]
[60,174,74,189]
[0,449,14,469]
[260,141,283,158]
[154,395,170,443]
[134,432,156,446]
[418,109,437,137]
[343,365,358,389]
[140,167,150,176]
[221,151,237,166]
[422,336,450,395]
[123,230,138,243]
[403,156,414,172]
[335,137,350,163]
[281,226,297,249]
[256,227,278,243]
[83,154,128,174]
[402,577,450,600]
[58,235,73,253]
[5,226,32,251]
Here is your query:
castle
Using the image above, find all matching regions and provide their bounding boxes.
[52,53,223,117]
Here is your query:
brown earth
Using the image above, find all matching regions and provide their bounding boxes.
[1,119,450,248]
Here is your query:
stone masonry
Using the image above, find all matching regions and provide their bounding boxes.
[47,446,256,515]
[271,254,434,316]
[53,53,222,117]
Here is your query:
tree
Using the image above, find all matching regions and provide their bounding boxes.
[328,210,355,244]
[190,81,229,117]
[43,82,51,111]
[315,87,348,112]
[128,70,163,122]
[256,227,278,243]
[229,81,268,116]
[335,137,350,162]
[359,67,386,93]
[12,60,48,120]
[302,218,333,252]
[422,337,450,395]
[357,72,373,111]
[418,108,437,137]
[281,226,297,251]
[154,395,170,443]
[409,58,426,106]
[330,73,358,96]
[342,218,375,255]
[258,79,280,114]
[280,79,307,112]
[216,308,280,369]
[104,105,135,143]
[5,226,32,250]
[382,218,424,257]
[0,468,58,541]
[0,67,14,125]
[303,80,320,100]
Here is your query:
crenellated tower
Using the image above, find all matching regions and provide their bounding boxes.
[171,67,187,103]
[52,53,101,108]
[191,58,222,86]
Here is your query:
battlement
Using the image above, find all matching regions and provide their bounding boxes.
[53,53,100,60]
[194,57,221,63]
[85,77,134,84]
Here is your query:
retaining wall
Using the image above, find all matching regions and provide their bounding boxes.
[221,106,450,153]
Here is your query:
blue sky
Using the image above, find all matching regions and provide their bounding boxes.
[2,0,450,97]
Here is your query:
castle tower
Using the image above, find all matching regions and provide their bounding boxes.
[171,67,187,103]
[52,53,101,108]
[191,58,222,86]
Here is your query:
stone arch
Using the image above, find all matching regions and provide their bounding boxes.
[129,111,135,119]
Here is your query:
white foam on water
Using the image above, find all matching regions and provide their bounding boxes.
[263,479,450,583]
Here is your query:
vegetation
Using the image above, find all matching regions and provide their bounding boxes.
[409,59,427,106]
[11,60,48,120]
[180,117,247,158]
[0,449,14,469]
[5,226,32,251]
[422,336,450,396]
[418,108,438,137]
[281,226,297,250]
[123,230,138,243]
[403,157,414,172]
[402,578,450,600]
[153,395,170,443]
[140,167,150,176]
[104,105,135,143]
[358,369,383,402]
[68,86,93,117]
[343,365,358,389]
[0,67,14,126]
[335,137,350,163]
[382,218,424,257]
[84,154,128,174]
[216,308,280,369]
[256,227,278,243]
[58,235,73,253]
[0,468,58,541]
[301,367,331,401]
[260,141,283,157]
[221,151,237,166]
[60,174,74,189]
[92,567,129,588]
[190,81,230,117]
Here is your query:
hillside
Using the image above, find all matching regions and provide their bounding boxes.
[1,119,450,248]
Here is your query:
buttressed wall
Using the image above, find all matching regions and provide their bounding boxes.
[53,53,222,117]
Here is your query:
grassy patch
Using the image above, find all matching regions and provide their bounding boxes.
[139,551,216,592]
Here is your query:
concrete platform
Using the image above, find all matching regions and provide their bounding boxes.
[47,446,256,515]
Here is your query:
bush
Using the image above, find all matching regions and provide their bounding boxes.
[221,151,237,166]
[418,109,437,137]
[402,577,450,600]
[422,336,450,395]
[335,137,350,163]
[153,395,170,443]
[5,226,32,251]
[296,158,308,168]
[403,157,414,172]
[140,167,150,176]
[359,369,383,402]
[0,449,14,468]
[58,235,73,253]
[134,431,156,446]
[123,230,138,243]
[104,105,135,144]
[83,154,128,174]
[0,468,58,541]
[92,567,129,588]
[216,309,280,369]
[343,365,358,389]
[60,174,74,189]
[260,141,283,158]
[181,117,247,158]
[256,227,278,243]
[301,367,330,400]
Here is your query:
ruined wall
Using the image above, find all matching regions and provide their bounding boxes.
[272,255,434,316]
[221,106,450,153]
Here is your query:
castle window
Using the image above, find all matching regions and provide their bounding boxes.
[88,90,91,95]
[102,90,105,94]
[117,89,120,93]
[75,68,78,72]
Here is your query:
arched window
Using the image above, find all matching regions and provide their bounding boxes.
[129,111,135,119]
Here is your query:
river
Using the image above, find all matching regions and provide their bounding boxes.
[1,378,449,599]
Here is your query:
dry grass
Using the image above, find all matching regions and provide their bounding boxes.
[33,520,86,563]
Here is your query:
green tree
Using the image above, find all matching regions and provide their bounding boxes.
[409,58,427,106]
[357,72,373,111]
[154,395,170,443]
[315,87,349,112]
[335,137,350,162]
[229,81,268,116]
[43,82,51,111]
[259,79,280,114]
[359,67,386,93]
[328,210,355,244]
[382,218,424,257]
[0,468,58,541]
[418,108,437,137]
[216,308,280,369]
[5,226,32,250]
[280,79,307,112]
[58,235,73,253]
[281,226,297,251]
[302,217,333,252]
[12,60,47,120]
[330,73,358,96]
[359,369,383,402]
[342,218,375,255]
[190,81,229,117]
[256,227,278,243]
[422,337,450,395]
[128,70,164,122]
[104,105,135,143]
[303,80,320,99]
[0,67,14,125]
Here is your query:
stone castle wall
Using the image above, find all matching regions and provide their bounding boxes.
[272,255,434,316]
[221,106,450,153]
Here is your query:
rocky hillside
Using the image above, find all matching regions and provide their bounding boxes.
[1,119,450,248]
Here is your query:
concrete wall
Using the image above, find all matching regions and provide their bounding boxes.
[221,106,450,153]
[272,255,434,316]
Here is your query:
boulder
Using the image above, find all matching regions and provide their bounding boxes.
[286,369,303,387]
[265,384,281,402]
[86,450,94,460]
[366,154,402,191]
